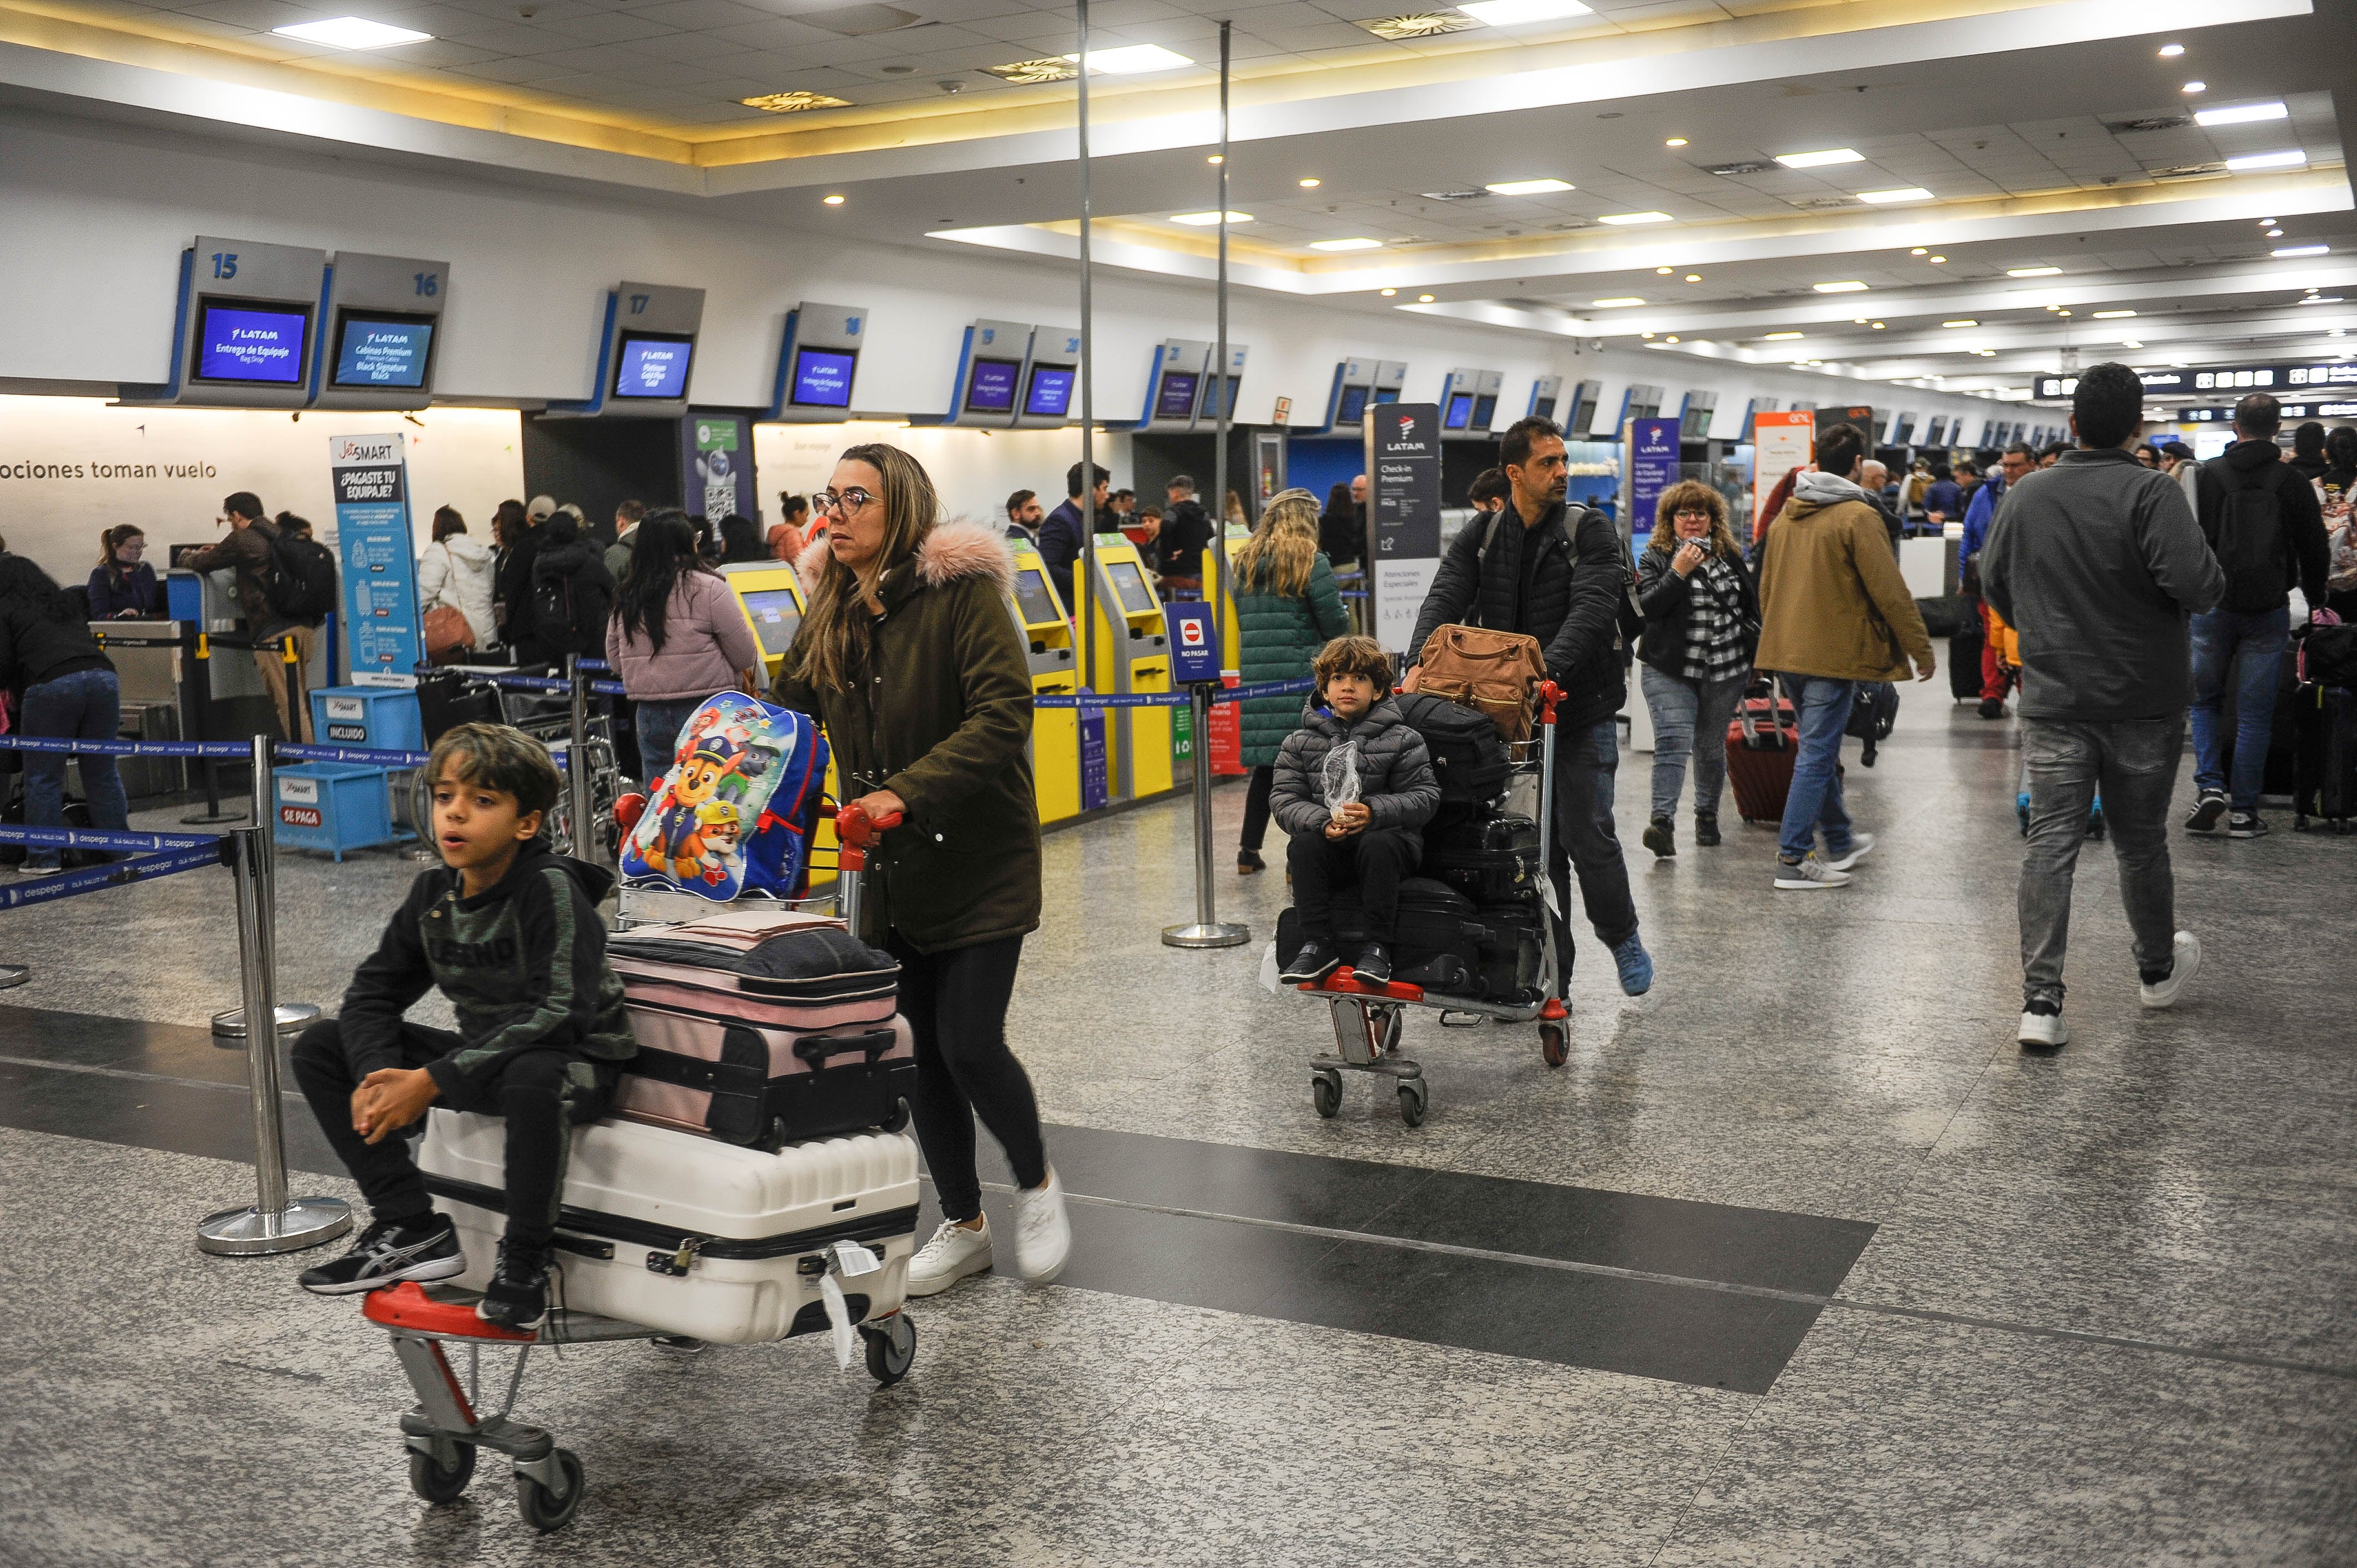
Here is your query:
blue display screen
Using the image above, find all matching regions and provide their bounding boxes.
[791,348,855,408]
[194,302,307,384]
[1473,393,1497,427]
[1444,392,1474,430]
[966,357,1018,413]
[1155,371,1199,422]
[1025,365,1074,418]
[612,333,693,399]
[332,315,433,388]
[1336,385,1369,425]
[1373,386,1401,404]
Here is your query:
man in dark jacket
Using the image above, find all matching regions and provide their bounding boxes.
[1983,362,2224,1052]
[1408,415,1652,1001]
[494,500,544,653]
[1157,474,1213,586]
[2183,391,2332,837]
[1039,461,1109,602]
[184,490,321,742]
[523,514,616,670]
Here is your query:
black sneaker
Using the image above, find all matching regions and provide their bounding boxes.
[1692,813,1720,847]
[1237,849,1265,875]
[476,1239,554,1330]
[1641,814,1676,859]
[2186,790,2228,832]
[298,1214,464,1296]
[2227,812,2268,840]
[1280,940,1341,985]
[1350,942,1392,985]
[1978,698,2007,720]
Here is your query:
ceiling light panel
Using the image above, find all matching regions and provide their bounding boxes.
[1062,45,1193,74]
[982,58,1077,83]
[1591,297,1646,308]
[740,91,851,112]
[1856,188,1933,204]
[1763,332,1803,341]
[2194,102,2286,126]
[1813,280,1869,293]
[1942,319,1978,328]
[2227,150,2307,170]
[1458,0,1595,25]
[1774,148,1865,169]
[1309,238,1383,251]
[2008,266,2062,277]
[1597,212,1672,225]
[2274,244,2330,257]
[2091,310,2137,319]
[272,17,431,48]
[1170,211,1251,225]
[1485,179,1574,195]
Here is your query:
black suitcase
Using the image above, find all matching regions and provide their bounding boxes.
[1424,812,1540,904]
[1393,691,1510,812]
[1475,898,1547,1006]
[1275,876,1484,993]
[415,668,505,745]
[2296,685,2357,831]
[1949,615,1985,702]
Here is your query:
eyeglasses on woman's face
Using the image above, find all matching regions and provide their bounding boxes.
[812,487,877,517]
[1674,508,1712,522]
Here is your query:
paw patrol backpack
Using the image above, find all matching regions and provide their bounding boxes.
[620,693,828,901]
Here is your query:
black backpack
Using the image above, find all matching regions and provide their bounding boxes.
[531,567,610,659]
[1845,680,1900,766]
[1392,690,1510,811]
[264,531,338,621]
[2202,456,2298,614]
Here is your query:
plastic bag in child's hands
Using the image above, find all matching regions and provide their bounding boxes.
[1320,740,1362,821]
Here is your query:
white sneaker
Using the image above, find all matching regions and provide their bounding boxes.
[2017,1008,2070,1050]
[1012,1168,1071,1286]
[1774,853,1852,890]
[1823,833,1877,873]
[905,1217,994,1297]
[2139,931,2201,1010]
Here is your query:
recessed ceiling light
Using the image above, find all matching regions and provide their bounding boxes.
[2227,149,2307,171]
[1299,178,1320,188]
[2267,229,2285,237]
[2057,309,2072,317]
[272,16,431,47]
[1656,266,1673,275]
[2259,217,2277,224]
[1379,288,1397,297]
[740,90,853,112]
[1598,211,1672,225]
[1910,247,1928,256]
[2092,309,2137,319]
[1457,0,1594,24]
[1417,293,1435,302]
[2158,42,2184,56]
[1310,238,1383,251]
[1665,336,1680,343]
[1485,178,1574,195]
[1857,187,1934,204]
[1170,210,1251,225]
[982,57,1078,83]
[1854,317,1869,324]
[1685,274,1701,282]
[2122,339,2143,348]
[1871,321,1886,329]
[1814,280,1869,293]
[2195,102,2287,127]
[1764,331,1804,341]
[1943,319,1978,328]
[2008,265,2063,277]
[2274,244,2330,257]
[1665,137,1687,147]
[1062,44,1194,73]
[1929,255,1947,263]
[1207,154,1222,164]
[1774,148,1864,169]
[1591,297,1646,308]
[2181,80,2205,93]
[822,194,846,205]
[1356,11,1481,38]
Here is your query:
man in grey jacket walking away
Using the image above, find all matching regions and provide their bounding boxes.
[1982,363,2225,1052]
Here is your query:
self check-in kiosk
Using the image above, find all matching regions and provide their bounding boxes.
[717,561,806,683]
[1139,339,1213,430]
[1679,390,1718,440]
[1082,537,1174,800]
[308,252,450,411]
[1007,549,1081,823]
[1566,378,1603,438]
[1193,344,1248,430]
[765,302,868,422]
[119,235,327,408]
[544,281,704,419]
[938,319,1033,427]
[1015,328,1081,428]
[1529,375,1563,422]
[1439,369,1502,437]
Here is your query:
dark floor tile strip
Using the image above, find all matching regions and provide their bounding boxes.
[0,1053,250,1092]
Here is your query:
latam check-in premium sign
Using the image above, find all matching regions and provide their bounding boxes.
[1366,404,1443,654]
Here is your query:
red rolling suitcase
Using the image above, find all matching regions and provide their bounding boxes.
[1725,690,1799,824]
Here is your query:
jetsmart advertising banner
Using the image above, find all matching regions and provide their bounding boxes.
[330,432,421,687]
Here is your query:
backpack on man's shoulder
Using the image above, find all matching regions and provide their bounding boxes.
[264,530,338,622]
[1475,501,1645,664]
[2200,455,2298,614]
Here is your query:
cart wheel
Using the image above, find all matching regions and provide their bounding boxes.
[1311,1071,1342,1120]
[862,1311,917,1385]
[408,1443,475,1504]
[1397,1079,1428,1127]
[1378,1009,1403,1055]
[1540,1023,1568,1069]
[882,1097,913,1135]
[514,1448,585,1534]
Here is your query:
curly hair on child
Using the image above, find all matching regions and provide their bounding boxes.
[1312,635,1394,700]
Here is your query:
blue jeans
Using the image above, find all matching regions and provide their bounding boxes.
[2188,605,2290,813]
[1639,664,1746,819]
[22,667,130,869]
[1776,675,1856,862]
[634,695,708,780]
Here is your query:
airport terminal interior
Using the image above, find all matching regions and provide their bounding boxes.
[2,0,2356,1560]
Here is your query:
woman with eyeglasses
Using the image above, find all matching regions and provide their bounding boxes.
[772,445,1068,1299]
[87,525,163,619]
[1634,481,1760,858]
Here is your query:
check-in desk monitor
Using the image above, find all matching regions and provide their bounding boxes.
[1337,385,1370,426]
[1010,550,1080,824]
[1025,365,1074,420]
[1082,538,1174,801]
[966,356,1020,415]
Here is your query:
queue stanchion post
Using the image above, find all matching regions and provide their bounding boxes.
[179,628,241,826]
[565,654,600,866]
[1161,680,1249,949]
[211,733,321,1044]
[196,824,353,1256]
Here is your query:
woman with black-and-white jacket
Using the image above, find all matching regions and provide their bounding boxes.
[1634,480,1759,858]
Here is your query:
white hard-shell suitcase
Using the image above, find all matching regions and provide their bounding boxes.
[416,1110,919,1345]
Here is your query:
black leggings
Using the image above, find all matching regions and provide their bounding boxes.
[1240,765,1275,852]
[888,931,1047,1224]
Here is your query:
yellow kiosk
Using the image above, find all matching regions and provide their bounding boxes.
[1214,526,1252,668]
[716,561,838,883]
[1078,534,1174,801]
[1008,547,1081,823]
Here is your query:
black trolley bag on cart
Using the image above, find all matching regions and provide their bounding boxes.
[1275,877,1486,994]
[1422,811,1539,905]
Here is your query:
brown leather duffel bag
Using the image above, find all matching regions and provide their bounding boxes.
[1409,625,1544,741]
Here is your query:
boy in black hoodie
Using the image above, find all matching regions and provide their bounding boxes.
[291,724,634,1328]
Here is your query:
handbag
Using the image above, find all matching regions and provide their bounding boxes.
[423,604,475,665]
[1412,624,1545,742]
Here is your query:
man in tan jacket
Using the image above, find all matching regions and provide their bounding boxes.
[1754,423,1937,888]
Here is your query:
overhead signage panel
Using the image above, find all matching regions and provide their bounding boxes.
[313,251,449,411]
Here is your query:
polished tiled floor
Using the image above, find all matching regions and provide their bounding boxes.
[2,694,2352,1565]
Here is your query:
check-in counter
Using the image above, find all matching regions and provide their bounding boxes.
[1008,548,1080,824]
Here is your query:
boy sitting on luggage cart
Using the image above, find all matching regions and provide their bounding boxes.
[290,723,636,1330]
[1275,636,1440,987]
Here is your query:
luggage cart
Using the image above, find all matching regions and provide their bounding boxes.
[1296,682,1571,1127]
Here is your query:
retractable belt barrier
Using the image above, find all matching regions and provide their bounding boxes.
[1033,677,1313,711]
[0,735,557,772]
[0,838,227,910]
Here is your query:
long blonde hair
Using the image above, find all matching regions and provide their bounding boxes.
[792,443,939,691]
[1645,479,1742,563]
[1230,488,1320,597]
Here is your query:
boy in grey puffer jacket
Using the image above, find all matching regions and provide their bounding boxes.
[1274,636,1440,986]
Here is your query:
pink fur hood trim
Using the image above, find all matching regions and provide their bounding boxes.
[791,519,1015,599]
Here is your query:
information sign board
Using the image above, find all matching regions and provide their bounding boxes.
[1628,416,1680,543]
[329,432,421,687]
[1365,403,1443,653]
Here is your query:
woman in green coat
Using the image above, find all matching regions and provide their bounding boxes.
[773,443,1068,1300]
[1231,487,1350,873]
